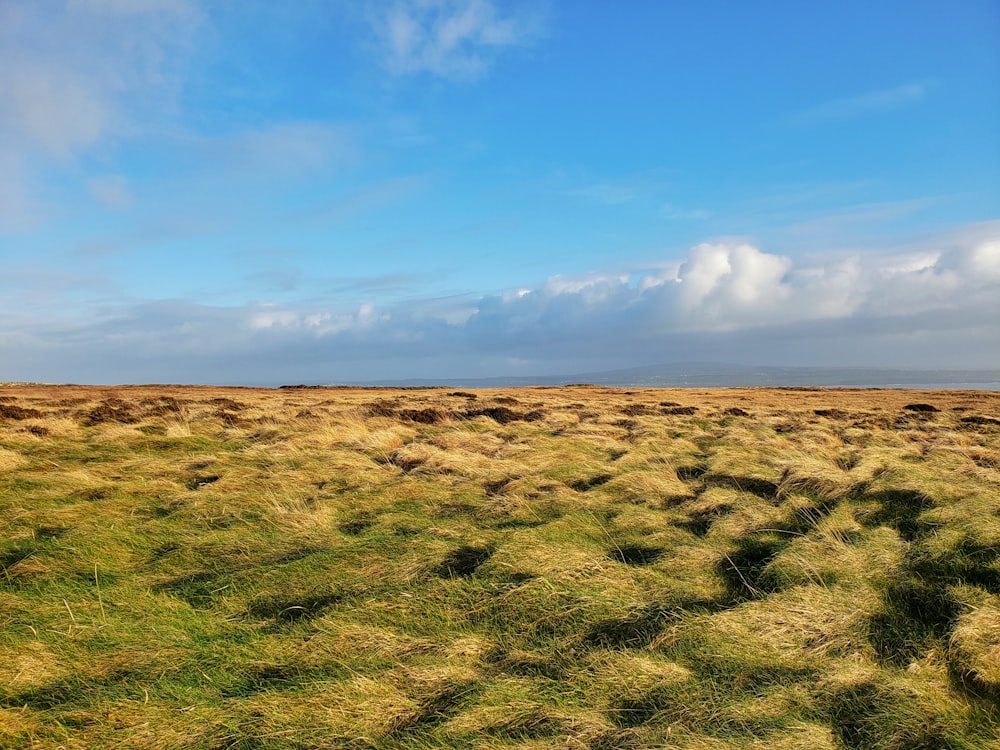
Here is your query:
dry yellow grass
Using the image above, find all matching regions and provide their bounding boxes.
[1,383,999,748]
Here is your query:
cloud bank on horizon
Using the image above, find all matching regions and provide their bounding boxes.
[1,1,999,383]
[6,225,999,384]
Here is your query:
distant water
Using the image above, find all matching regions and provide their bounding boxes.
[862,382,1000,391]
[342,366,1000,391]
[614,381,1000,390]
[555,365,1000,390]
[329,378,1000,390]
[624,378,1000,390]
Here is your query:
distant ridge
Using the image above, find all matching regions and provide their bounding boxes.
[327,363,1000,390]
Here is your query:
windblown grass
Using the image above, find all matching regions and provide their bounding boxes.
[1,384,999,748]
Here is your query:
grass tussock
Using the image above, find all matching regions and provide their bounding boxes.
[1,383,999,747]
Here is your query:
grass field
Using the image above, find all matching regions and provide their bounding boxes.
[1,384,999,749]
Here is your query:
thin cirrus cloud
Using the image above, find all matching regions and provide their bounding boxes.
[371,0,544,80]
[184,122,358,180]
[88,175,135,210]
[778,197,939,241]
[4,224,998,383]
[660,204,712,221]
[790,82,928,123]
[572,183,638,206]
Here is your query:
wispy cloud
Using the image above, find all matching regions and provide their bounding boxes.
[660,203,711,220]
[186,122,358,179]
[88,175,134,209]
[0,0,203,235]
[303,175,429,224]
[0,152,45,232]
[791,82,928,123]
[0,0,202,158]
[572,183,637,206]
[73,215,226,258]
[780,197,939,239]
[370,0,544,80]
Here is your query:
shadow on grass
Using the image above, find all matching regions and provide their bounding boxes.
[246,591,343,624]
[672,504,733,536]
[866,577,960,666]
[435,545,494,578]
[825,677,976,750]
[858,489,934,542]
[717,532,789,602]
[570,474,614,492]
[607,544,665,566]
[582,600,727,651]
[703,474,780,500]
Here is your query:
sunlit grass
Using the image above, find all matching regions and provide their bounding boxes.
[1,384,999,748]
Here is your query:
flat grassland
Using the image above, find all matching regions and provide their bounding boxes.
[1,384,999,749]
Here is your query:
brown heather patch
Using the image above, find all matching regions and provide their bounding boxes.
[0,383,999,747]
[0,404,44,420]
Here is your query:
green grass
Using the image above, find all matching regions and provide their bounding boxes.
[1,385,999,748]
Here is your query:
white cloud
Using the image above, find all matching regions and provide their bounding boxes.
[250,307,301,330]
[958,241,1000,281]
[674,243,794,327]
[372,0,542,79]
[542,273,630,296]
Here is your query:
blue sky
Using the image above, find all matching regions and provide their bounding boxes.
[2,0,999,384]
